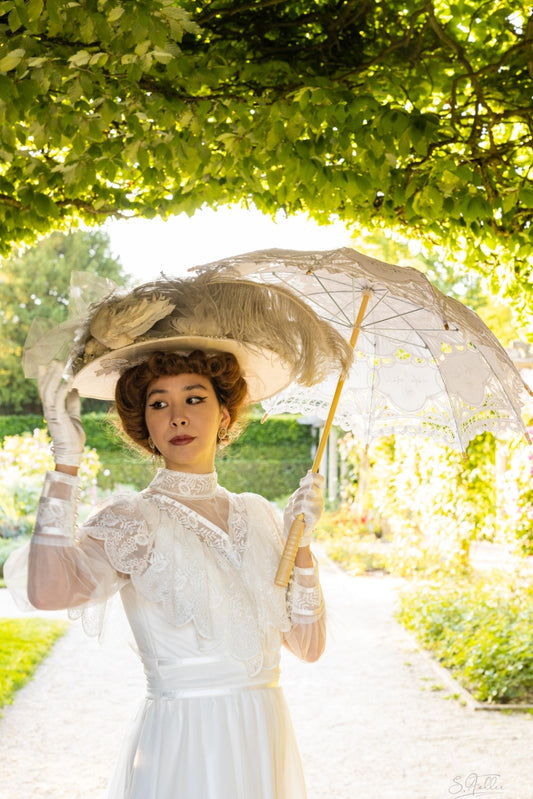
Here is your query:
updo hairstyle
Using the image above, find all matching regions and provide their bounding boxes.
[115,350,248,454]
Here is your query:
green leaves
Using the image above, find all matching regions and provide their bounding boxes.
[0,0,531,311]
[0,230,126,412]
[33,193,59,218]
[68,50,91,68]
[0,48,25,71]
[107,5,124,23]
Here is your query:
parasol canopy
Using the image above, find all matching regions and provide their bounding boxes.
[192,246,531,586]
[193,247,531,451]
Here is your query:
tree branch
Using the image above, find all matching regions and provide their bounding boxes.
[424,0,495,139]
[526,12,533,81]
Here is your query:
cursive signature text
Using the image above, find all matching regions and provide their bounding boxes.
[449,772,504,798]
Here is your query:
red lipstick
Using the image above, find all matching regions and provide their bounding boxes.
[169,436,195,446]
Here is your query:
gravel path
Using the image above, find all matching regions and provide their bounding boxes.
[1,555,532,799]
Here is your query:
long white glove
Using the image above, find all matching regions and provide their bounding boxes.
[283,471,325,548]
[37,361,86,468]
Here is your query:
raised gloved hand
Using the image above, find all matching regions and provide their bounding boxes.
[283,471,325,548]
[38,361,86,468]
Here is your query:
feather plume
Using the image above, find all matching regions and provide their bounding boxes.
[89,295,175,348]
[74,272,353,386]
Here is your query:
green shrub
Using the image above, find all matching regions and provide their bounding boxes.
[315,506,390,575]
[82,411,132,453]
[86,411,315,466]
[0,429,101,538]
[229,414,315,459]
[97,455,154,492]
[396,574,533,703]
[95,456,310,501]
[216,414,314,499]
[1,412,315,501]
[0,415,45,439]
[0,411,132,459]
[216,458,310,501]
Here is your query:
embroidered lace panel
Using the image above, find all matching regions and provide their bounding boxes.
[33,471,79,545]
[85,495,155,575]
[85,475,291,674]
[149,468,218,499]
[287,560,325,623]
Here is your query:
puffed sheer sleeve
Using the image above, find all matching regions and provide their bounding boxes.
[4,471,152,622]
[262,499,326,663]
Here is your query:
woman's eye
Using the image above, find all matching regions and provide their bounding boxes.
[148,400,167,410]
[187,396,207,405]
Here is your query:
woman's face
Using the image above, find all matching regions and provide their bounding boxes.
[145,372,230,474]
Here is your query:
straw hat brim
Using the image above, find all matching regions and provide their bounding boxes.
[71,335,294,403]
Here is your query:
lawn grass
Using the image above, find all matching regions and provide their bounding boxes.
[0,617,69,714]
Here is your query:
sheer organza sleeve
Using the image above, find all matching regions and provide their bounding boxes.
[261,498,326,663]
[4,471,152,619]
[283,556,326,662]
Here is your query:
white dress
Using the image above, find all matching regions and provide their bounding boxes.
[107,589,305,799]
[5,468,326,799]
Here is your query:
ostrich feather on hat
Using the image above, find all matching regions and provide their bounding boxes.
[23,271,353,404]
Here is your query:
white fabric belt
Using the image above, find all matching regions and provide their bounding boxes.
[144,655,280,699]
[147,681,280,700]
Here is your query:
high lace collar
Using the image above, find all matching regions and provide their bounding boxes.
[148,468,218,500]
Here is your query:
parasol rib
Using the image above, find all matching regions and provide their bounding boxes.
[275,290,372,587]
[365,308,379,448]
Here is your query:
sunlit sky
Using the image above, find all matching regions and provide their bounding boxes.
[102,205,354,282]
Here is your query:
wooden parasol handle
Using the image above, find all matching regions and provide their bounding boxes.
[274,291,371,587]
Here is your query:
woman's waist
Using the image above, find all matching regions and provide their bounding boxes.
[143,653,280,699]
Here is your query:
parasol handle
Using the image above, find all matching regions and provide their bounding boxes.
[274,291,372,588]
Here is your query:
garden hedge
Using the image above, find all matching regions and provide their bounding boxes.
[0,412,316,501]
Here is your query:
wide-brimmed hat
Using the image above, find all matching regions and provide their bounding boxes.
[71,335,301,402]
[23,271,353,403]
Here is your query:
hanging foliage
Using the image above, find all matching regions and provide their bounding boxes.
[0,2,531,315]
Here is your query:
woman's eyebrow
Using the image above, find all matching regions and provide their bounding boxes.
[146,383,209,400]
[146,387,168,400]
[182,383,209,392]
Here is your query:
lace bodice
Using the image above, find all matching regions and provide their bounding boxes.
[81,469,292,674]
[5,468,326,674]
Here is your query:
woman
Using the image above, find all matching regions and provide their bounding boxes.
[7,271,353,798]
[10,347,326,799]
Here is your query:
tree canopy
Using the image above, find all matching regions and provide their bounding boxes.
[0,229,126,412]
[0,1,532,321]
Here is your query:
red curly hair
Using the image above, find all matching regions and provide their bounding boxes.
[115,350,248,454]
